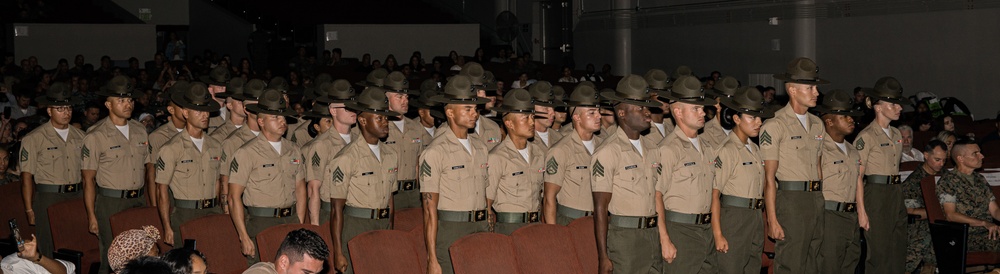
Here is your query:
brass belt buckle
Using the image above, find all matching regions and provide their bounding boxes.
[473,210,487,222]
[809,181,822,192]
[278,208,292,217]
[375,208,390,219]
[644,217,658,228]
[403,181,415,190]
[200,199,215,209]
[699,214,712,224]
[528,212,539,223]
[126,190,140,198]
[845,203,856,212]
[753,199,765,209]
[891,175,901,184]
[63,184,77,193]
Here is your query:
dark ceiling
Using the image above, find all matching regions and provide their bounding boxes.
[211,0,460,25]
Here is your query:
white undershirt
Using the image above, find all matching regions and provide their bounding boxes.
[190,136,204,152]
[517,147,530,162]
[882,127,891,138]
[795,113,809,131]
[690,137,702,153]
[836,141,848,154]
[745,144,753,153]
[53,126,69,141]
[723,129,732,136]
[219,107,227,121]
[18,108,28,115]
[653,122,665,136]
[457,138,472,154]
[251,130,260,136]
[369,143,381,162]
[629,138,643,156]
[424,126,435,137]
[475,120,482,135]
[269,141,282,154]
[116,124,129,140]
[536,131,550,146]
[340,133,352,143]
[235,124,243,129]
[392,120,405,133]
[176,127,183,133]
[582,139,595,154]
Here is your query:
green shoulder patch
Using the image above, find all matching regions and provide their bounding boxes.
[420,160,432,178]
[714,156,723,169]
[311,152,321,167]
[332,167,344,183]
[546,157,559,175]
[230,159,239,173]
[20,147,28,162]
[593,160,605,177]
[760,130,772,146]
[82,145,90,158]
[855,137,865,150]
[154,157,165,171]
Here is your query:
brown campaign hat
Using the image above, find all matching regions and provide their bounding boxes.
[356,68,389,88]
[643,69,670,91]
[862,76,911,105]
[813,89,864,116]
[231,79,267,101]
[302,100,332,118]
[459,62,497,91]
[431,75,489,105]
[303,73,334,100]
[346,87,402,116]
[98,76,141,98]
[315,79,355,104]
[409,88,445,119]
[601,74,660,107]
[566,83,602,107]
[528,81,566,107]
[773,57,830,85]
[673,66,693,80]
[200,66,231,86]
[493,88,539,114]
[383,71,418,95]
[36,82,81,106]
[720,86,774,118]
[659,75,715,106]
[420,79,440,92]
[245,89,297,116]
[217,77,245,99]
[171,82,222,112]
[707,76,739,99]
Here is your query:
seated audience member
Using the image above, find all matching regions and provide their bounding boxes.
[902,140,949,273]
[162,248,207,274]
[900,125,924,162]
[0,234,74,274]
[557,66,578,83]
[936,138,1000,252]
[243,229,329,274]
[118,256,172,274]
[913,113,933,132]
[934,130,958,158]
[108,226,161,273]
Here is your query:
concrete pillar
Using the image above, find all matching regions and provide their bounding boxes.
[793,0,816,60]
[613,0,633,76]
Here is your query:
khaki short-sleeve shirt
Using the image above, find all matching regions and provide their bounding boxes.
[155,130,224,200]
[475,117,504,150]
[219,126,258,177]
[487,139,546,213]
[531,128,564,152]
[419,126,489,211]
[714,133,764,199]
[821,136,861,203]
[81,118,150,190]
[591,127,659,217]
[386,118,426,181]
[701,117,729,148]
[855,123,902,176]
[544,131,595,211]
[20,124,85,185]
[228,135,305,208]
[758,105,825,181]
[288,121,312,146]
[209,119,238,143]
[656,126,716,214]
[302,130,353,201]
[148,122,182,164]
[328,139,399,209]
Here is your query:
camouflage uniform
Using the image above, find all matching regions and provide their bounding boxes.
[901,165,936,272]
[936,171,1000,252]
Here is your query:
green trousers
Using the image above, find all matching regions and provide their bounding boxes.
[96,194,146,274]
[773,191,824,274]
[662,221,715,274]
[393,188,422,209]
[863,183,906,273]
[32,190,81,257]
[169,206,223,247]
[340,215,390,274]
[819,210,861,274]
[436,220,489,274]
[716,206,763,274]
[556,213,576,226]
[608,225,662,274]
[246,214,299,264]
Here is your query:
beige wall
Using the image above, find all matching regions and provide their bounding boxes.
[321,24,479,60]
[14,24,157,66]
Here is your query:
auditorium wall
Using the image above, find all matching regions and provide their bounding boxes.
[320,24,479,61]
[575,7,1000,119]
[13,24,157,67]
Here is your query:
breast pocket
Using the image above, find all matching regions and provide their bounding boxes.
[174,160,197,180]
[443,164,470,193]
[251,163,280,184]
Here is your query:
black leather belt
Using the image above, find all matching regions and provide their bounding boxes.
[247,206,294,217]
[664,210,712,225]
[438,209,488,222]
[174,198,218,209]
[720,194,764,209]
[609,214,658,229]
[97,186,144,199]
[865,175,902,185]
[823,200,857,212]
[36,183,82,193]
[777,180,823,192]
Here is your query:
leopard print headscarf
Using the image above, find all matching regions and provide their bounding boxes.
[108,225,161,272]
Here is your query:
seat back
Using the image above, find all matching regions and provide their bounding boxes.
[255,224,331,263]
[510,224,583,274]
[449,233,520,274]
[393,208,423,232]
[48,198,98,254]
[179,214,247,274]
[929,221,969,274]
[920,175,946,223]
[0,182,35,243]
[109,206,169,254]
[347,230,422,274]
[899,161,921,173]
[567,217,598,274]
[407,227,428,272]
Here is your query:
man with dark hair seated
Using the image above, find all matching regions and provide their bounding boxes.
[161,248,207,274]
[118,256,173,274]
[936,138,1000,252]
[243,229,329,274]
[902,140,949,274]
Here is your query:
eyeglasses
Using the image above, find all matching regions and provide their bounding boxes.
[50,106,72,112]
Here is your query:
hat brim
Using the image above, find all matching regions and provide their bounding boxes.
[720,98,775,118]
[493,106,539,114]
[429,94,490,105]
[772,74,830,85]
[344,102,402,117]
[812,105,864,117]
[564,100,602,108]
[315,96,353,104]
[97,90,142,98]
[656,92,715,106]
[302,109,332,118]
[199,76,229,87]
[384,88,419,95]
[170,92,222,112]
[409,100,439,110]
[35,96,82,106]
[599,91,661,108]
[861,89,912,105]
[705,89,733,100]
[245,104,298,116]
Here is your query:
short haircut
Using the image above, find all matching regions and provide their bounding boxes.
[119,256,173,274]
[924,139,948,153]
[952,137,977,155]
[275,229,330,263]
[898,125,913,134]
[162,248,207,274]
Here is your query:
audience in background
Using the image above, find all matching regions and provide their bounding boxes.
[900,125,924,162]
